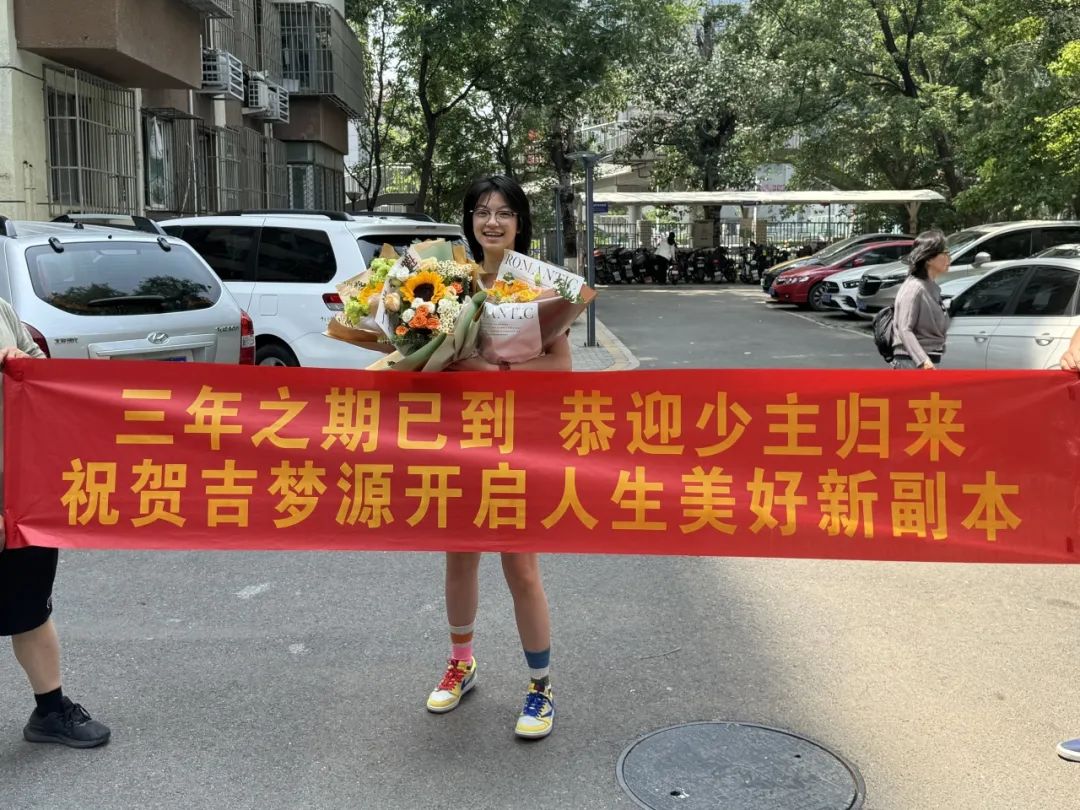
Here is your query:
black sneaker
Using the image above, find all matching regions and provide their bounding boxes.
[23,697,110,749]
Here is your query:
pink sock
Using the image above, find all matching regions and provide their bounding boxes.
[450,623,474,662]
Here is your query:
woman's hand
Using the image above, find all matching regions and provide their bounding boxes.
[1061,346,1080,372]
[0,347,32,368]
[921,360,936,370]
[447,355,499,372]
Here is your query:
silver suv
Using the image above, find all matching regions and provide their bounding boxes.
[0,216,252,363]
[162,210,465,368]
[855,221,1080,315]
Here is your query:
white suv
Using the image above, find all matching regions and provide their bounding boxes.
[0,216,252,363]
[161,210,465,368]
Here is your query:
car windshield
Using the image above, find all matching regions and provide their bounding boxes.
[945,228,990,257]
[358,234,470,266]
[26,241,220,316]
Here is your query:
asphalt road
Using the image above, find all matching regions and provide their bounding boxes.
[3,283,1079,810]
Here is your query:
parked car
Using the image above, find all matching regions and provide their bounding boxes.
[162,210,465,368]
[1034,243,1080,259]
[945,258,1080,369]
[0,215,252,363]
[855,220,1080,316]
[820,264,871,315]
[770,240,913,310]
[760,231,912,291]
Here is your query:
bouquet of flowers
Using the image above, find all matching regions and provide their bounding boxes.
[324,247,398,353]
[477,251,597,365]
[368,240,488,371]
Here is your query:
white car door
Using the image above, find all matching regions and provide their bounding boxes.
[165,223,259,313]
[945,266,1029,369]
[986,264,1080,369]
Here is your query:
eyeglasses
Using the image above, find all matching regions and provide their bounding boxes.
[472,208,517,224]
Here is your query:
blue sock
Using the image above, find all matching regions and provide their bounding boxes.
[524,647,550,688]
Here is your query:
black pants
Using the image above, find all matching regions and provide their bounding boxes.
[0,547,58,636]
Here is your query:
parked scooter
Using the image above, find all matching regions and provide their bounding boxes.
[593,247,615,284]
[611,246,636,284]
[630,247,657,284]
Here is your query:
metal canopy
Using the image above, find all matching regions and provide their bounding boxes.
[591,190,945,206]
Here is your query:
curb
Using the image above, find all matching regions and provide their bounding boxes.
[594,318,639,371]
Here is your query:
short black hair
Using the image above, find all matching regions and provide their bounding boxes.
[462,175,532,262]
[908,229,948,280]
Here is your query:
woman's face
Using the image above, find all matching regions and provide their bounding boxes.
[472,191,518,255]
[927,251,951,278]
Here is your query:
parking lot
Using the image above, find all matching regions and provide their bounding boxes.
[5,280,1080,810]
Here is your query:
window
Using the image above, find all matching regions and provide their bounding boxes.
[43,66,137,215]
[357,235,470,268]
[1012,266,1079,317]
[952,267,1028,317]
[256,227,335,283]
[26,242,220,316]
[974,230,1032,262]
[169,226,257,282]
[1034,228,1080,253]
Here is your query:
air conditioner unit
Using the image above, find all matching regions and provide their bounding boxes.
[200,49,243,101]
[245,75,273,116]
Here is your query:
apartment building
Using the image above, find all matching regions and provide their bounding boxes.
[0,0,364,221]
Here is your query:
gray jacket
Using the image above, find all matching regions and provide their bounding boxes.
[892,275,949,365]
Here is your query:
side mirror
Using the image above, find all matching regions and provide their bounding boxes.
[941,296,954,314]
[972,251,991,267]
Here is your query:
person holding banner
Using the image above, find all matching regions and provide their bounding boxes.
[424,176,567,740]
[0,300,110,748]
[1057,334,1080,760]
[891,230,951,369]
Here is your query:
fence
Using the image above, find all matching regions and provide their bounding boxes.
[278,0,367,116]
[144,112,210,215]
[205,0,259,71]
[44,66,138,216]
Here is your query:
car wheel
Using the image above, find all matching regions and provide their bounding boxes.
[256,343,298,367]
[808,282,827,312]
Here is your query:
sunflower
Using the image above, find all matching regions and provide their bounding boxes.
[400,270,446,304]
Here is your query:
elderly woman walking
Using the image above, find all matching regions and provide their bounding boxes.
[892,229,951,369]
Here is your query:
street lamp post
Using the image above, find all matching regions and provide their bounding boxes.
[568,150,612,348]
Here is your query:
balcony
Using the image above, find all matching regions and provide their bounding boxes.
[176,0,231,17]
[14,0,204,88]
[276,1,366,117]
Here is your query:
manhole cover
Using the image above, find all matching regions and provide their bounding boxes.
[616,721,865,810]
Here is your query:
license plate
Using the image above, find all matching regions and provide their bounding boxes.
[857,302,868,311]
[160,356,188,362]
[822,293,833,304]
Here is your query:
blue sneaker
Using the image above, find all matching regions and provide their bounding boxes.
[515,683,554,739]
[1057,738,1080,762]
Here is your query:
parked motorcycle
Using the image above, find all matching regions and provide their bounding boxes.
[630,247,657,284]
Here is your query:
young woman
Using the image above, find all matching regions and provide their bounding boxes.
[425,175,569,739]
[892,229,951,369]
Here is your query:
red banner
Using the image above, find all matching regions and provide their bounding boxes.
[5,359,1080,563]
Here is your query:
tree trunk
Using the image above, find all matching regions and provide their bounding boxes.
[547,121,577,264]
[414,115,438,214]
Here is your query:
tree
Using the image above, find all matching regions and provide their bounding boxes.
[347,0,407,210]
[395,0,515,214]
[746,0,996,211]
[489,0,690,259]
[954,4,1080,219]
